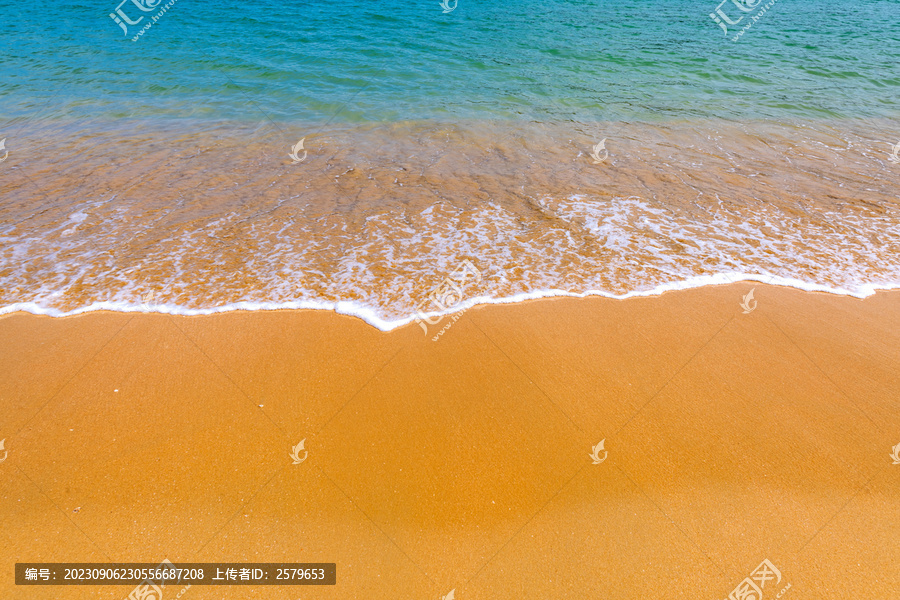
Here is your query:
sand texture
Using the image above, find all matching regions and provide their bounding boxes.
[1,283,899,599]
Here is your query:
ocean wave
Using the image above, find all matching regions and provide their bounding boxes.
[2,119,899,328]
[3,273,899,332]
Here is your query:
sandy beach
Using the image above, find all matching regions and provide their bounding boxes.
[5,1,900,597]
[1,282,897,599]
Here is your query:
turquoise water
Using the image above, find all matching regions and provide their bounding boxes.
[2,0,900,325]
[2,0,899,124]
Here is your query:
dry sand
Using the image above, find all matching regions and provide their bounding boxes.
[1,282,898,599]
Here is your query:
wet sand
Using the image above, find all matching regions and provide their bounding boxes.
[1,283,899,599]
[3,118,900,319]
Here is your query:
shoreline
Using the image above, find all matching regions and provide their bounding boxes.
[4,118,899,326]
[3,274,900,331]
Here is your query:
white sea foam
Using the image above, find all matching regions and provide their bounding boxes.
[2,273,898,332]
[2,194,899,330]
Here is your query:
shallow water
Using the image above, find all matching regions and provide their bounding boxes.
[2,1,899,328]
[3,0,900,123]
[2,118,899,328]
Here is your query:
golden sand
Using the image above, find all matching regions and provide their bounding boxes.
[1,283,898,599]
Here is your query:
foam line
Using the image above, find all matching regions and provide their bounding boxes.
[3,273,898,332]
